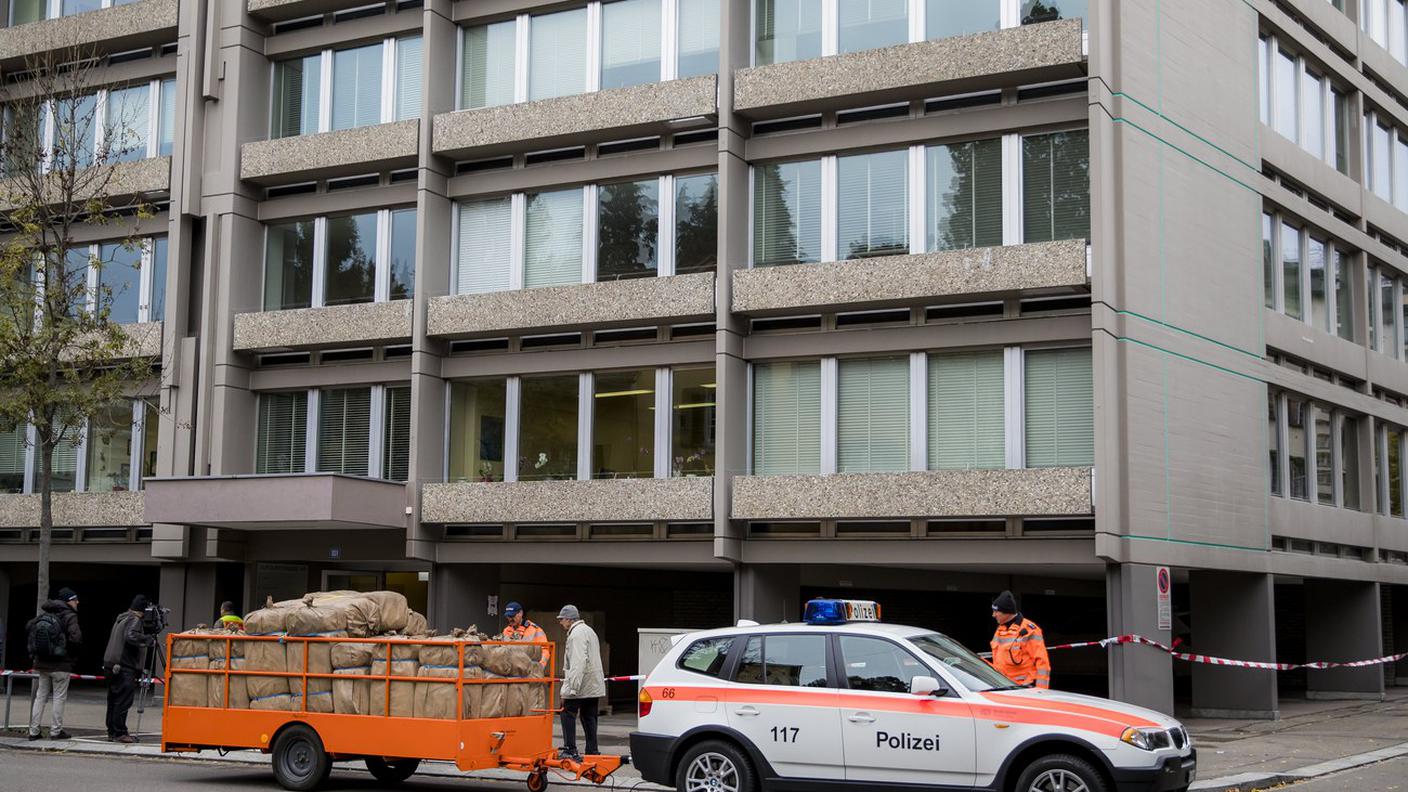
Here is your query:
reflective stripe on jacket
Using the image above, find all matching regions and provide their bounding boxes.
[990,616,1052,689]
[503,620,547,662]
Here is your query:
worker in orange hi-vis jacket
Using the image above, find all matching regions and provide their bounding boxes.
[989,590,1052,689]
[501,601,547,662]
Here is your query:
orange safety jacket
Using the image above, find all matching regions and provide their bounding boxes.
[990,615,1051,689]
[503,619,548,662]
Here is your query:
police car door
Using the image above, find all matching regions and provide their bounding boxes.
[725,633,845,780]
[835,635,977,786]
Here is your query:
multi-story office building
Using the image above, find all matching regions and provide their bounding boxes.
[2,0,1407,717]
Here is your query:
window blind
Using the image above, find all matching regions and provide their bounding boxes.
[1282,222,1302,320]
[272,55,321,138]
[0,425,26,493]
[106,84,149,163]
[926,138,1002,251]
[752,361,821,475]
[524,189,583,288]
[754,0,823,65]
[926,0,1000,40]
[395,36,423,122]
[1273,48,1298,142]
[456,198,512,294]
[264,220,316,310]
[530,7,588,101]
[158,79,176,156]
[10,0,44,24]
[677,0,720,77]
[39,431,79,492]
[462,21,517,109]
[837,0,907,54]
[1301,68,1324,159]
[1021,130,1089,243]
[601,0,662,90]
[332,43,384,131]
[753,160,821,267]
[256,392,308,474]
[928,351,1004,469]
[838,149,908,260]
[1024,348,1094,467]
[317,387,371,476]
[1394,134,1408,210]
[383,385,412,482]
[837,357,909,473]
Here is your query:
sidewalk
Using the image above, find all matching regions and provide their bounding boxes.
[5,680,1408,791]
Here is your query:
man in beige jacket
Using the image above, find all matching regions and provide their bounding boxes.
[556,605,605,760]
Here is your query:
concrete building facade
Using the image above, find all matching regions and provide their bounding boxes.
[2,0,1407,716]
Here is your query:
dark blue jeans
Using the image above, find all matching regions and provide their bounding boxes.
[560,697,599,756]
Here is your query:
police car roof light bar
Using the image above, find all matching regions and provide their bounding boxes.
[803,598,881,625]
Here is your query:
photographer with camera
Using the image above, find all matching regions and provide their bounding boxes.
[103,595,154,743]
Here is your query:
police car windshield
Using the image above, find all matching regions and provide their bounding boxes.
[909,633,1019,692]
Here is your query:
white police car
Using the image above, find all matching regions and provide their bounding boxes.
[629,599,1195,792]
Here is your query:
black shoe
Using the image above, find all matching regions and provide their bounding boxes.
[27,732,40,741]
[50,730,72,740]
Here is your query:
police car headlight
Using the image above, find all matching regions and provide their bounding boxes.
[1120,727,1171,751]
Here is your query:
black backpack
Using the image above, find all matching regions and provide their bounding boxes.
[28,613,67,662]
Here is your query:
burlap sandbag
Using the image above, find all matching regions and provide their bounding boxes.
[284,605,348,705]
[369,641,419,717]
[207,657,250,709]
[245,637,289,701]
[480,671,508,718]
[482,643,540,678]
[249,691,294,711]
[169,632,214,708]
[413,665,460,720]
[403,609,426,636]
[303,594,380,638]
[331,642,375,715]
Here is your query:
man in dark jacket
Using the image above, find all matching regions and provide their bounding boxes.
[103,595,150,743]
[25,587,81,740]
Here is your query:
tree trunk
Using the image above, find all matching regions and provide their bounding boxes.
[36,434,53,616]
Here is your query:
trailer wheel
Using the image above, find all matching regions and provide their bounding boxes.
[365,757,421,784]
[271,724,330,791]
[526,768,549,792]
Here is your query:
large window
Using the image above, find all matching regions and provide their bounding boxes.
[317,387,372,476]
[0,425,26,494]
[1022,130,1090,244]
[1363,0,1408,67]
[256,391,308,474]
[382,385,412,482]
[58,238,167,324]
[457,0,719,111]
[839,0,908,54]
[926,138,1002,251]
[257,386,408,479]
[1263,209,1355,342]
[837,150,908,260]
[753,160,822,267]
[1259,36,1350,175]
[263,209,416,311]
[454,172,715,293]
[519,375,581,481]
[838,357,910,473]
[1364,109,1408,213]
[752,361,822,475]
[448,379,508,482]
[672,367,716,475]
[593,368,656,478]
[2,79,175,173]
[928,351,1004,470]
[1024,348,1093,467]
[271,36,422,138]
[10,0,144,25]
[83,401,151,493]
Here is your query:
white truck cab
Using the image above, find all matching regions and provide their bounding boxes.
[628,599,1195,792]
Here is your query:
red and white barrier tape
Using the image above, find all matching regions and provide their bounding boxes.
[1047,634,1408,671]
[607,674,645,683]
[1,669,163,684]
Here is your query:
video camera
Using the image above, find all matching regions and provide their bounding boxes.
[140,602,171,636]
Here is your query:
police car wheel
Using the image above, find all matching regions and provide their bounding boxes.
[1014,754,1107,792]
[676,740,756,792]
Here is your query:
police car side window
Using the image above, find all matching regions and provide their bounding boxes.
[678,636,736,678]
[839,636,927,694]
[734,635,828,687]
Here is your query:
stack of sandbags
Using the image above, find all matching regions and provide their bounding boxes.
[482,642,545,718]
[414,631,474,720]
[370,640,420,717]
[169,628,222,708]
[208,636,249,709]
[285,605,353,713]
[331,641,375,715]
[243,607,294,711]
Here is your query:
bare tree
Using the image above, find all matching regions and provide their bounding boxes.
[0,38,162,613]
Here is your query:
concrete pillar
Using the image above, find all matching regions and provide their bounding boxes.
[1305,579,1385,700]
[1105,563,1174,715]
[431,564,501,632]
[158,563,221,632]
[735,565,800,624]
[1189,570,1278,719]
[1392,585,1408,686]
[0,565,11,669]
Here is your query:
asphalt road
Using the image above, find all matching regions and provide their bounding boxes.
[1274,756,1408,791]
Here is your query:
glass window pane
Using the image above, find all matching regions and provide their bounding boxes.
[456,198,512,294]
[332,43,384,131]
[1332,89,1349,174]
[677,0,720,78]
[736,635,827,687]
[317,387,371,476]
[602,0,662,90]
[382,385,411,481]
[1373,122,1392,200]
[1395,134,1408,210]
[1309,236,1327,331]
[675,173,718,274]
[106,84,149,163]
[1262,213,1275,309]
[264,220,315,310]
[10,0,44,24]
[1314,405,1333,504]
[0,425,26,494]
[838,149,908,260]
[525,189,584,288]
[324,212,378,306]
[158,78,176,156]
[1393,0,1407,62]
[927,0,999,40]
[838,357,909,473]
[1369,268,1378,350]
[926,138,1002,251]
[838,0,907,54]
[1334,247,1352,341]
[85,402,134,493]
[272,55,322,138]
[1342,415,1360,509]
[395,36,422,122]
[142,399,158,481]
[672,367,715,476]
[62,0,99,14]
[1391,429,1403,516]
[1274,49,1298,142]
[98,242,141,324]
[1302,68,1323,159]
[530,7,588,101]
[839,635,927,694]
[1259,37,1270,125]
[448,379,507,482]
[389,208,416,300]
[61,247,89,318]
[1024,348,1093,467]
[147,237,167,321]
[928,351,1004,470]
[519,374,580,481]
[53,93,97,170]
[753,160,822,266]
[1268,392,1281,496]
[1287,395,1308,500]
[2,103,44,176]
[1282,223,1301,320]
[1021,0,1086,24]
[1022,130,1090,243]
[752,361,820,475]
[755,0,822,65]
[593,368,655,479]
[598,179,659,280]
[679,636,734,677]
[33,428,78,493]
[1383,273,1399,356]
[462,21,517,109]
[256,391,308,474]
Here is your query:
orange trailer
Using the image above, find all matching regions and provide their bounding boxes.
[160,632,623,791]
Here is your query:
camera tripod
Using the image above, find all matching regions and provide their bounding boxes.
[132,635,165,740]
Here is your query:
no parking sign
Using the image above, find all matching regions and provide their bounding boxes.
[1156,566,1172,631]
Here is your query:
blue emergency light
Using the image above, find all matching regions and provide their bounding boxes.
[803,598,882,625]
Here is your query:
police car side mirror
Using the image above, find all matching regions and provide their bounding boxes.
[909,676,946,697]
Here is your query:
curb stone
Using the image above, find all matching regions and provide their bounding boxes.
[1187,741,1408,792]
